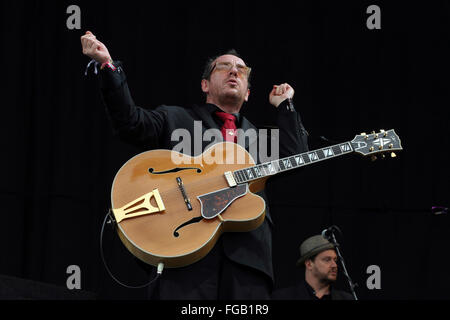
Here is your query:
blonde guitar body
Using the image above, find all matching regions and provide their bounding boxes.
[111,142,267,268]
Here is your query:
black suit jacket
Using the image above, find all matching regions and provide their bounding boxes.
[272,280,355,300]
[98,62,309,282]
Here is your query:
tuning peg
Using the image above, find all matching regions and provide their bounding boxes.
[371,155,377,162]
[391,152,397,158]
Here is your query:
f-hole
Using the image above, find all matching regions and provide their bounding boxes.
[173,216,203,237]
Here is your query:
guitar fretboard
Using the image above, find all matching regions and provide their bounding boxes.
[233,142,354,184]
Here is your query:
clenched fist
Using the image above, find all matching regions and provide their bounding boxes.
[269,83,295,107]
[80,31,112,64]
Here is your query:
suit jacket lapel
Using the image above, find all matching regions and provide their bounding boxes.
[191,104,219,130]
[190,104,222,151]
[240,116,258,161]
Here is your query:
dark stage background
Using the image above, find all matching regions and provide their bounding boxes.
[1,0,449,300]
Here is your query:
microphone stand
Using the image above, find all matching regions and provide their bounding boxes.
[326,227,358,300]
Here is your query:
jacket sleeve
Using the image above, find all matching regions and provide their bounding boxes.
[275,99,309,157]
[98,61,166,148]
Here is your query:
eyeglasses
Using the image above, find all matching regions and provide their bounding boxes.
[211,61,251,78]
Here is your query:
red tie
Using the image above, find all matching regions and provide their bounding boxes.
[215,111,237,142]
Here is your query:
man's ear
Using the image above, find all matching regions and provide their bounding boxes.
[244,88,250,102]
[305,259,312,270]
[201,79,209,94]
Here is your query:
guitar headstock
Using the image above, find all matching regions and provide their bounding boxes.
[351,129,403,160]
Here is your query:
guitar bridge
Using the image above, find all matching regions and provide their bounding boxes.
[113,188,165,223]
[176,177,192,211]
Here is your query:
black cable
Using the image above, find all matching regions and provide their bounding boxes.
[99,210,163,289]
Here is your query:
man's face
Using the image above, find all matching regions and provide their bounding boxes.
[308,249,338,283]
[201,54,250,107]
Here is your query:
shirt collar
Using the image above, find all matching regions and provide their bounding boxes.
[303,279,333,300]
[204,103,241,124]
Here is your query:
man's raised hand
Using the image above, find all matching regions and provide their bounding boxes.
[269,83,295,107]
[80,31,112,64]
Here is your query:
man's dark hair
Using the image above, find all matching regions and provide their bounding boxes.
[201,49,251,88]
[306,251,338,265]
[307,254,318,263]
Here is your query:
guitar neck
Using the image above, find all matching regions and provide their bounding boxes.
[233,141,354,184]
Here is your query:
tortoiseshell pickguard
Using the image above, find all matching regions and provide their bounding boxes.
[197,184,248,219]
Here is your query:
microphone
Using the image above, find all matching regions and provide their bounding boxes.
[321,225,342,240]
[321,228,331,239]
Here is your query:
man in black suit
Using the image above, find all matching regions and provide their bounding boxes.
[81,31,309,299]
[272,234,354,300]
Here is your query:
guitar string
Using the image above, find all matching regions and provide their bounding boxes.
[119,143,358,210]
[122,155,303,206]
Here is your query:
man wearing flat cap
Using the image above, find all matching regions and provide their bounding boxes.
[272,234,353,300]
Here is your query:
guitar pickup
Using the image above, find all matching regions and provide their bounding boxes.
[224,171,237,187]
[176,177,192,211]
